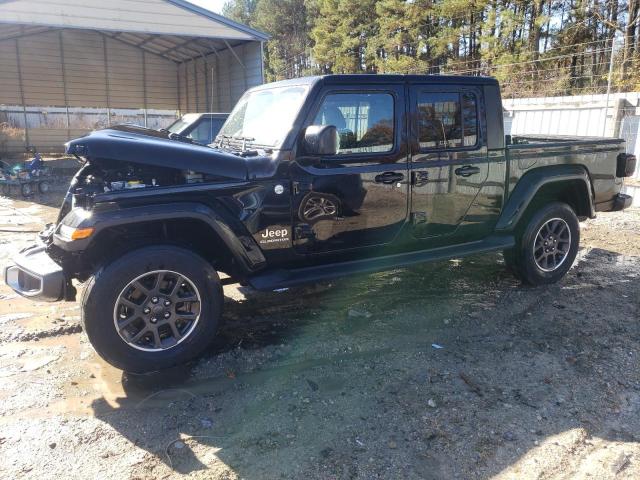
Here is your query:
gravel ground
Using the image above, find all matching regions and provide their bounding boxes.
[0,187,638,480]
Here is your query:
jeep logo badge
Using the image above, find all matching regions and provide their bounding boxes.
[257,226,291,249]
[261,228,288,239]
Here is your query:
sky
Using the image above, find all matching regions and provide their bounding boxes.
[189,0,226,14]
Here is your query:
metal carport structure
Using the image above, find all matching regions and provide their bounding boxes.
[0,0,268,154]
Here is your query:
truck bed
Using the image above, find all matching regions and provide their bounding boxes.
[508,134,624,148]
[507,134,624,150]
[506,134,626,210]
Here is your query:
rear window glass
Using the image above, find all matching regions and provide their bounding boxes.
[417,92,478,150]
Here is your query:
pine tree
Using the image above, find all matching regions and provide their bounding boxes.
[311,0,377,73]
[220,0,638,96]
[222,0,258,25]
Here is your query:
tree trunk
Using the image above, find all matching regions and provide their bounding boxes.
[529,0,544,58]
[623,0,639,74]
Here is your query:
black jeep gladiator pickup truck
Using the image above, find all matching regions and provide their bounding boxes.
[4,75,636,373]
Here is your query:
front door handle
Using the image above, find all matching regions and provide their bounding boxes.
[375,172,404,184]
[454,165,481,177]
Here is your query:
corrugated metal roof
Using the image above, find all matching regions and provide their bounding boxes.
[168,0,269,41]
[0,0,268,63]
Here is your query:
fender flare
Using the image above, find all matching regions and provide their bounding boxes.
[53,202,266,274]
[495,164,595,232]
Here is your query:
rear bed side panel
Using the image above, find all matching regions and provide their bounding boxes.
[495,164,595,232]
[506,138,625,208]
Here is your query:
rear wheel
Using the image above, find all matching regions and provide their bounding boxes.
[38,181,50,194]
[81,245,222,373]
[506,202,580,285]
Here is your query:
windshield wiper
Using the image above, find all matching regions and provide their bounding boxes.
[234,135,255,152]
[166,132,206,146]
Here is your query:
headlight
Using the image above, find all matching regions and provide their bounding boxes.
[58,224,94,240]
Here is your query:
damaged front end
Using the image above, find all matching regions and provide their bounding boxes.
[59,125,256,220]
[5,125,275,302]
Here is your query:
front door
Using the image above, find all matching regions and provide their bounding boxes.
[291,86,409,254]
[409,85,501,242]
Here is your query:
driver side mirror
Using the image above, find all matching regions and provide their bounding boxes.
[304,125,338,156]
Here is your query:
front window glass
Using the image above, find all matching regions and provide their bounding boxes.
[314,92,394,155]
[217,85,308,147]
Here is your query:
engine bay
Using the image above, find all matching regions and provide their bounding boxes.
[71,158,210,196]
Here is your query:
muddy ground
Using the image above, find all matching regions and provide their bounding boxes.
[0,181,639,480]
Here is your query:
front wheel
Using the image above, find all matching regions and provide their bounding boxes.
[21,182,33,197]
[81,246,222,373]
[507,202,580,286]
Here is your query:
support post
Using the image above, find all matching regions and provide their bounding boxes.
[603,37,617,137]
[223,39,245,68]
[204,59,209,112]
[206,41,223,111]
[176,64,181,115]
[193,59,199,112]
[102,35,112,127]
[14,39,29,151]
[260,41,265,84]
[185,62,190,111]
[58,31,71,139]
[142,51,148,127]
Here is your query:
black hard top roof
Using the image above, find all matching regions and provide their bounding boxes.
[252,74,499,90]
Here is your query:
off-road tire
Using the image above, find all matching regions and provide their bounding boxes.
[38,181,50,194]
[21,182,33,197]
[507,202,580,286]
[81,245,222,373]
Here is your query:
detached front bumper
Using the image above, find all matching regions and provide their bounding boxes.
[3,244,67,301]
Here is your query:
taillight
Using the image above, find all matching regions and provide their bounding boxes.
[616,153,637,177]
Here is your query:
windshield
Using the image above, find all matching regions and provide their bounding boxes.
[217,85,308,148]
[166,113,200,134]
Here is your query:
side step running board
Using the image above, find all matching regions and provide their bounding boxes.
[249,235,515,291]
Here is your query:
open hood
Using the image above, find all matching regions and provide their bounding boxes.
[65,125,253,180]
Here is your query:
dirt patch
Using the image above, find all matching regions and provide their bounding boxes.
[0,195,638,479]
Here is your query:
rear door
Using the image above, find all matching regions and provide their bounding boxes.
[409,84,499,241]
[291,85,409,254]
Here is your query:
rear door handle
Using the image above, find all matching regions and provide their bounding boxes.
[454,165,481,177]
[375,172,404,184]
